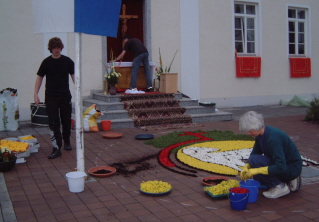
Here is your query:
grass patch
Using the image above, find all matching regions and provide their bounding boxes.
[144,130,254,150]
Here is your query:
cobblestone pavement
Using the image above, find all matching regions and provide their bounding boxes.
[1,105,319,222]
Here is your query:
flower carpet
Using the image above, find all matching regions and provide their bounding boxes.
[145,130,255,177]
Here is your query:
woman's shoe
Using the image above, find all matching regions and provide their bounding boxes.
[288,175,301,192]
[263,183,290,199]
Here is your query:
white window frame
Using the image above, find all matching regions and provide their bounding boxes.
[287,4,311,58]
[233,0,261,57]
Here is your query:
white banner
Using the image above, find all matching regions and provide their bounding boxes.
[33,0,74,33]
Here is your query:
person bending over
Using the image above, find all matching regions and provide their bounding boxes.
[116,35,153,92]
[239,111,302,199]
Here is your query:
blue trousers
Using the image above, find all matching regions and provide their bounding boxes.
[248,154,283,189]
[131,52,152,89]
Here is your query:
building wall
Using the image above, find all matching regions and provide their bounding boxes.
[149,0,318,108]
[149,0,181,89]
[0,0,318,122]
[196,0,319,106]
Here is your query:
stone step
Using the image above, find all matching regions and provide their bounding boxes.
[184,105,215,114]
[83,99,124,111]
[102,118,135,129]
[75,91,232,129]
[82,97,199,112]
[98,105,215,120]
[96,111,232,129]
[92,92,184,102]
[100,110,128,120]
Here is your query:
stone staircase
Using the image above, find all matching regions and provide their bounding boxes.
[80,91,233,129]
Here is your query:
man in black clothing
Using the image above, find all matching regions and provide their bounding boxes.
[34,37,74,159]
[116,35,153,92]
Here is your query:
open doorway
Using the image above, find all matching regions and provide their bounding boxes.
[106,0,144,62]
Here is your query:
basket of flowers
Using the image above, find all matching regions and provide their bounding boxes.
[140,180,172,196]
[0,139,30,158]
[0,147,17,172]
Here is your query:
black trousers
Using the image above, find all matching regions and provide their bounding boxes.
[45,95,72,148]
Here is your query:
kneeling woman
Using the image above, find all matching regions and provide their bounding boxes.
[239,111,302,199]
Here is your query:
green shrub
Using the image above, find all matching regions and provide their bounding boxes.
[304,96,319,121]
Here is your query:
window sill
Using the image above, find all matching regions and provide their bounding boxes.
[236,53,257,57]
[289,55,307,58]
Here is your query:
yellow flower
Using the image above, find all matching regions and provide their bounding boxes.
[19,136,35,140]
[204,179,240,195]
[0,140,29,152]
[140,180,172,193]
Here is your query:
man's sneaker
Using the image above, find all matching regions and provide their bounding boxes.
[288,175,301,192]
[263,183,290,199]
[64,143,73,151]
[129,88,137,91]
[145,87,154,92]
[48,148,62,159]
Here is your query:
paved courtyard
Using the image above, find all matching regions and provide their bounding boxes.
[1,105,319,222]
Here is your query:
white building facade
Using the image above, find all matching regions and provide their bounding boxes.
[0,0,318,121]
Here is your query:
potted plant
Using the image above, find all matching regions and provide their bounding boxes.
[102,50,121,95]
[155,48,178,93]
[0,147,17,172]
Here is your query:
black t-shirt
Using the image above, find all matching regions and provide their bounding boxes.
[37,55,74,97]
[124,38,148,57]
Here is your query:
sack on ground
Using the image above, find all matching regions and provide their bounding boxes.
[0,88,19,131]
[82,104,102,132]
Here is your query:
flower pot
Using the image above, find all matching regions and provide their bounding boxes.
[109,84,117,95]
[160,73,178,93]
[0,157,17,172]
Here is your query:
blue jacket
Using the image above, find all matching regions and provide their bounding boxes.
[251,126,302,181]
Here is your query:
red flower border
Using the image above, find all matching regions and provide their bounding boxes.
[158,131,212,177]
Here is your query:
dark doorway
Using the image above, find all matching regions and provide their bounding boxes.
[107,0,144,62]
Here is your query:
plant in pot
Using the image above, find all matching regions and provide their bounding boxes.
[155,48,178,81]
[102,50,121,95]
[155,48,178,93]
[0,147,17,172]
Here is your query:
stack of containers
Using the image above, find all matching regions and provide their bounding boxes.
[18,135,40,154]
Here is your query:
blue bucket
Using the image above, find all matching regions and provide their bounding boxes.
[240,179,260,203]
[229,188,249,211]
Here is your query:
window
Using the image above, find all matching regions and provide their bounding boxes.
[234,3,257,54]
[288,8,307,55]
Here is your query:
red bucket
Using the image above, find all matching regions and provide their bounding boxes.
[101,120,112,131]
[229,187,249,211]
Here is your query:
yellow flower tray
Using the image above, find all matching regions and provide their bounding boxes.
[204,186,228,199]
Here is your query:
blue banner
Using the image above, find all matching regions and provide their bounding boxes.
[75,0,121,37]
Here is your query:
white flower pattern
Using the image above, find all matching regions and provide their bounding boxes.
[182,146,252,171]
[176,140,255,175]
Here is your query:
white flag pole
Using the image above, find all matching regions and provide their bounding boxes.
[74,32,85,172]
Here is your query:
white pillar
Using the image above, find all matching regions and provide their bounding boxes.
[74,33,85,172]
[180,0,200,100]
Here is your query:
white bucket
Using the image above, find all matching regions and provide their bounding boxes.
[66,172,87,193]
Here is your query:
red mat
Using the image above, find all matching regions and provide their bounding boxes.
[236,57,261,77]
[290,58,311,78]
